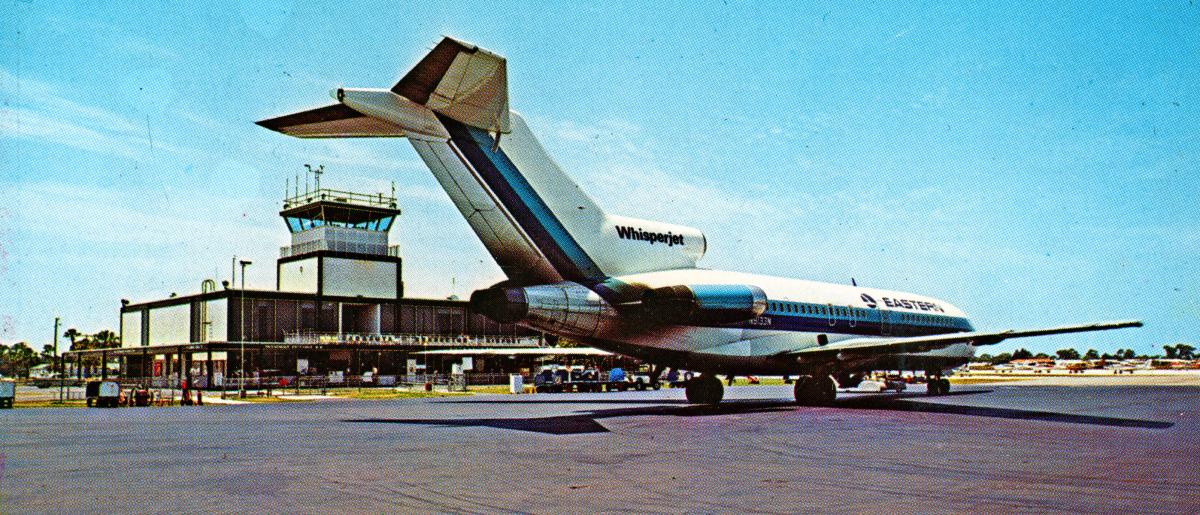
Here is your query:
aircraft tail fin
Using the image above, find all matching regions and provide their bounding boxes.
[258,37,706,287]
[392,37,510,134]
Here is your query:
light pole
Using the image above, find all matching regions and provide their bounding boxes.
[239,260,252,398]
[54,317,61,403]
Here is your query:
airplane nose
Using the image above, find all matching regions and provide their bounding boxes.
[330,87,345,102]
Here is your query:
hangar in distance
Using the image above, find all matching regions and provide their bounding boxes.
[257,36,1141,405]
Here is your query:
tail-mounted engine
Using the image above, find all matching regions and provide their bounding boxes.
[641,284,768,325]
[469,282,614,337]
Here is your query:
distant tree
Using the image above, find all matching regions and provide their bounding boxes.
[1100,352,1113,360]
[1056,348,1081,360]
[1011,348,1033,360]
[990,352,1012,364]
[1122,349,1137,360]
[63,328,81,350]
[1164,345,1178,359]
[1084,349,1100,360]
[1033,352,1051,359]
[976,353,993,363]
[1173,344,1196,360]
[93,330,120,349]
[6,342,38,378]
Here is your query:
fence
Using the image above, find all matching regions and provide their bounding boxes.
[282,331,542,348]
[110,371,488,393]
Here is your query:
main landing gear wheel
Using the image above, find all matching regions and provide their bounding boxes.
[927,378,951,396]
[684,375,725,404]
[793,374,837,406]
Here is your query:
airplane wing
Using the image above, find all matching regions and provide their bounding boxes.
[255,103,407,138]
[789,320,1143,359]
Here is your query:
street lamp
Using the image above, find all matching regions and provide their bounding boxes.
[54,317,62,403]
[239,260,252,398]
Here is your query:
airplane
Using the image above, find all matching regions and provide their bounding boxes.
[257,36,1142,405]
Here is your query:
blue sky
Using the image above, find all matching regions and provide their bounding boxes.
[1,1,1196,355]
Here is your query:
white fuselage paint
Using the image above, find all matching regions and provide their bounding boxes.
[514,270,976,374]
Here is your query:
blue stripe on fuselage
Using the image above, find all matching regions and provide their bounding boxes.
[727,310,973,337]
[439,115,606,285]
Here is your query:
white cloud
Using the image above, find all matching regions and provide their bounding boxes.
[0,68,196,159]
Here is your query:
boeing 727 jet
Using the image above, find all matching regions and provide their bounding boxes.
[257,37,1141,404]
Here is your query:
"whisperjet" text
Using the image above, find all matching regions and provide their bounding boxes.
[615,226,686,247]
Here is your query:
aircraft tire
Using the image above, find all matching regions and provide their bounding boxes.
[685,375,724,404]
[938,378,951,394]
[927,379,944,396]
[794,374,836,406]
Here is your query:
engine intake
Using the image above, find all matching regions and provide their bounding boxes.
[641,284,768,325]
[469,287,528,324]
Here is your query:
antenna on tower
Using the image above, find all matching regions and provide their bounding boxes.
[304,164,311,194]
[313,164,324,191]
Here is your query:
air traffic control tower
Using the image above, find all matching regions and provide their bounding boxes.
[277,174,404,299]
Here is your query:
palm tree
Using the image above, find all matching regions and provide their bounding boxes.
[93,330,120,349]
[63,328,81,351]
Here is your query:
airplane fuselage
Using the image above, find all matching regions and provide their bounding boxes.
[499,268,976,375]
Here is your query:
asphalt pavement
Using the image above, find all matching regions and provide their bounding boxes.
[2,384,1197,513]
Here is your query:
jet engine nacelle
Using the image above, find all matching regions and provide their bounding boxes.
[470,282,614,337]
[641,284,768,325]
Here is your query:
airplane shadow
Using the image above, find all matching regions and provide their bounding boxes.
[343,390,1173,435]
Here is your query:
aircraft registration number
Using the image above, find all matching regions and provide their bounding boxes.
[748,317,772,327]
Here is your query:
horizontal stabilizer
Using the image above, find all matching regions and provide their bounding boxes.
[790,319,1144,358]
[255,103,406,138]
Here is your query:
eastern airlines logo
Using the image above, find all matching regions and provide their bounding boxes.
[861,292,945,312]
[615,226,685,247]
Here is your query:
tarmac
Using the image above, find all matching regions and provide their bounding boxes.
[2,381,1198,514]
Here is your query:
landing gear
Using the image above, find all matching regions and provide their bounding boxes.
[835,372,864,389]
[793,374,837,406]
[684,374,724,404]
[926,373,951,396]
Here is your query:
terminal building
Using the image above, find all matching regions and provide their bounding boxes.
[68,173,546,388]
